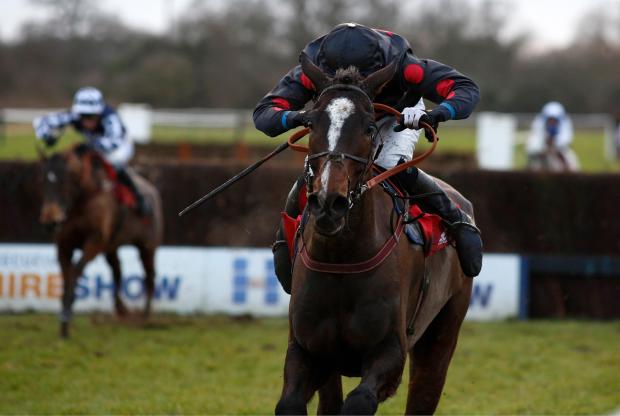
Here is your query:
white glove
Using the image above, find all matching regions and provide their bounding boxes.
[400,107,426,129]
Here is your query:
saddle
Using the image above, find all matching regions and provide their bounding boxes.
[281,180,450,261]
[383,180,450,256]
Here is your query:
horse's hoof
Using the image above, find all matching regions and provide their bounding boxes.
[60,322,70,339]
[115,302,129,317]
[341,386,378,415]
[275,397,306,415]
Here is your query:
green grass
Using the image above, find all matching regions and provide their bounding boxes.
[2,123,619,172]
[0,315,619,414]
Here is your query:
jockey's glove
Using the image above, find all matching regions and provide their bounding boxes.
[394,108,445,142]
[285,110,310,129]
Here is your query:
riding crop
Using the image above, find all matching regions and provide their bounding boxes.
[178,103,437,216]
[178,128,309,217]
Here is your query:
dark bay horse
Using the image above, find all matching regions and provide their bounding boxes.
[275,55,474,415]
[39,144,163,338]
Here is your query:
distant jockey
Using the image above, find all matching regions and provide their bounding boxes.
[253,23,482,293]
[527,101,580,172]
[33,87,150,215]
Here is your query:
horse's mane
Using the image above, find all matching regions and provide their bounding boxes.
[73,143,92,158]
[66,143,108,183]
[332,66,364,87]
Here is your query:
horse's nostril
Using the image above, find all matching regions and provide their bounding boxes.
[307,193,322,214]
[328,194,349,219]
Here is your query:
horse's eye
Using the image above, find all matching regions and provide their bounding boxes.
[366,125,377,136]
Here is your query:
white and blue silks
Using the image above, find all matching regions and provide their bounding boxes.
[33,106,134,168]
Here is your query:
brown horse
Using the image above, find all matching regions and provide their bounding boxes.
[39,144,163,338]
[275,55,474,415]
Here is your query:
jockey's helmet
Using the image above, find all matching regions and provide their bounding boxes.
[318,23,384,76]
[541,101,566,120]
[72,87,105,115]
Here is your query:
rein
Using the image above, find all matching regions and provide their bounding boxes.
[287,94,439,275]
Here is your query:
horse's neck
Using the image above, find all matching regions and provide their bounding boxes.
[306,187,390,263]
[75,161,115,207]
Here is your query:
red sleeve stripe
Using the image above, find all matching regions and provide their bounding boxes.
[271,98,291,110]
[375,28,394,37]
[300,72,316,91]
[436,79,455,98]
[404,64,424,84]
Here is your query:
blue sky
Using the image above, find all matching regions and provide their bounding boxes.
[0,0,617,50]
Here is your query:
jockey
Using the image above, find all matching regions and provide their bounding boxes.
[33,87,149,215]
[527,101,579,171]
[253,23,483,293]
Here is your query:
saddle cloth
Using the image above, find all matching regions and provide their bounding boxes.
[98,158,137,210]
[281,183,450,260]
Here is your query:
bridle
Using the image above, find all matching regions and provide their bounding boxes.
[288,101,438,195]
[284,83,439,276]
[302,83,380,208]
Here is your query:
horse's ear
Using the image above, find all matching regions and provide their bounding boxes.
[364,61,397,98]
[299,52,329,93]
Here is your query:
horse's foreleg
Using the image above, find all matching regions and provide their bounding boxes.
[276,340,327,415]
[58,238,103,337]
[105,251,128,317]
[341,333,406,415]
[405,286,470,415]
[138,245,156,318]
[58,242,75,338]
[317,372,343,415]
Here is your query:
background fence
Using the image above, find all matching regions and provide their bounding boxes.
[1,160,619,318]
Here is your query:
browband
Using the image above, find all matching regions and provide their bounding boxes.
[317,83,373,108]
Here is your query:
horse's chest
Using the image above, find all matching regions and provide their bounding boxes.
[291,281,397,358]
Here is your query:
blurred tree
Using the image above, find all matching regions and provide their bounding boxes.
[509,2,620,113]
[173,0,286,107]
[27,0,99,39]
[0,0,617,114]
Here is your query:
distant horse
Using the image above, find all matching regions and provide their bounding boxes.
[39,144,163,338]
[527,148,580,172]
[275,55,474,415]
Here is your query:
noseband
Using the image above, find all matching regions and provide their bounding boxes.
[304,84,379,208]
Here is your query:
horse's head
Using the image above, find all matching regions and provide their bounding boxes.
[39,144,101,226]
[300,53,396,236]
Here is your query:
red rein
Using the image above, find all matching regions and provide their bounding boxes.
[286,103,438,191]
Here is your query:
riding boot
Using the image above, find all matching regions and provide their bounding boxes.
[273,176,305,294]
[395,167,483,277]
[116,168,151,217]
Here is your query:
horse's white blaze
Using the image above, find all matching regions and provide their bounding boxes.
[320,97,355,192]
[321,163,331,192]
[325,97,355,151]
[47,171,57,183]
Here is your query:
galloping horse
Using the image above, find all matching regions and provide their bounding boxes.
[39,144,163,338]
[275,55,474,415]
